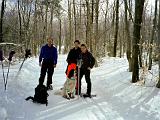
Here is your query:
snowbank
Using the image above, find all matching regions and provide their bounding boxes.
[0,55,159,120]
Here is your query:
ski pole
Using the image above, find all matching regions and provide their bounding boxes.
[77,66,80,99]
[18,49,31,72]
[18,57,25,72]
[1,61,6,89]
[5,50,16,90]
[5,61,10,90]
[77,59,82,99]
[0,49,6,89]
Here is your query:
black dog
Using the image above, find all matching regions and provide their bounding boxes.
[25,84,49,106]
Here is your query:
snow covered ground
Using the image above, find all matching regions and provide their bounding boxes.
[0,55,160,120]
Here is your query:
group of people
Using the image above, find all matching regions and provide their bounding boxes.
[38,37,95,99]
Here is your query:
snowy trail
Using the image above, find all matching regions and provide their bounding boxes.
[0,55,160,120]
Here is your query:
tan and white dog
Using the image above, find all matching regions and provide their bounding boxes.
[54,63,77,100]
[62,75,77,99]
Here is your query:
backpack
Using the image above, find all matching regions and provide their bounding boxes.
[25,84,49,106]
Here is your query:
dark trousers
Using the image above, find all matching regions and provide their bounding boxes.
[77,68,91,95]
[39,61,54,86]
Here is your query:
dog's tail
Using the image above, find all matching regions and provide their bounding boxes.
[25,96,34,101]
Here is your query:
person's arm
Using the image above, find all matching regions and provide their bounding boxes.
[89,52,95,69]
[66,49,72,63]
[54,47,58,66]
[77,48,82,60]
[39,46,44,65]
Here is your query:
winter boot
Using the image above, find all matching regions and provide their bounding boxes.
[82,93,91,98]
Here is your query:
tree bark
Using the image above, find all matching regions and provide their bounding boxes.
[73,0,77,40]
[103,0,109,57]
[85,0,91,49]
[43,3,48,42]
[95,0,99,55]
[124,0,132,71]
[50,5,54,36]
[0,0,6,43]
[132,0,145,83]
[156,0,160,88]
[148,0,158,70]
[113,0,119,57]
[68,0,72,48]
[58,18,62,54]
[17,0,22,44]
[33,0,38,56]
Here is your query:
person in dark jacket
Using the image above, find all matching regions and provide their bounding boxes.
[78,44,95,97]
[66,40,82,94]
[39,37,58,90]
[66,40,81,64]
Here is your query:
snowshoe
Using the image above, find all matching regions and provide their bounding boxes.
[81,93,96,98]
[82,93,91,98]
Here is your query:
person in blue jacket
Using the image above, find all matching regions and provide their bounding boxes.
[39,37,58,90]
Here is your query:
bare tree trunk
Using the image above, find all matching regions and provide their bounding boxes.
[109,1,116,56]
[68,0,72,48]
[58,18,62,54]
[0,0,6,43]
[17,0,22,44]
[156,0,160,88]
[113,0,119,57]
[79,0,82,40]
[43,3,48,42]
[148,0,158,70]
[119,31,122,58]
[103,0,109,57]
[33,0,38,56]
[90,0,94,52]
[124,0,132,71]
[64,0,72,53]
[86,0,91,49]
[39,4,44,45]
[73,0,77,40]
[132,0,145,83]
[122,23,125,57]
[26,2,32,48]
[21,0,32,48]
[95,0,99,55]
[64,18,69,54]
[138,46,142,67]
[50,5,54,36]
[91,0,99,67]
